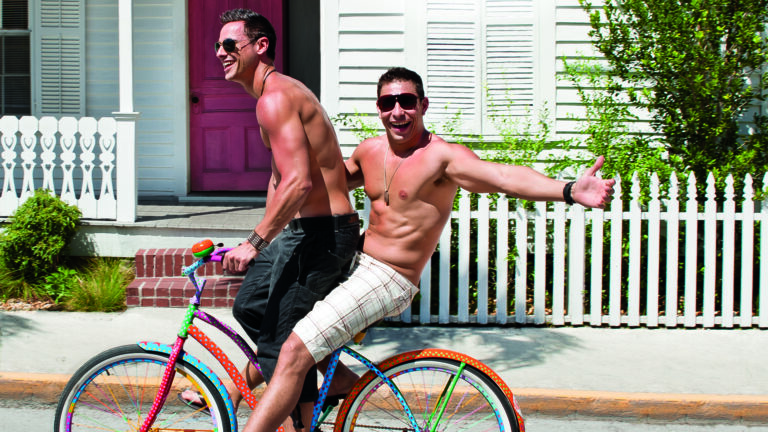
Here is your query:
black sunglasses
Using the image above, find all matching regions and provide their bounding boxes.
[376,93,420,112]
[215,33,270,54]
[215,38,254,54]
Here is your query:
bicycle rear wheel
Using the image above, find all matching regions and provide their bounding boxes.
[336,352,521,432]
[54,344,231,432]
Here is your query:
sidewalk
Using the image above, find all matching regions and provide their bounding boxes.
[2,307,767,423]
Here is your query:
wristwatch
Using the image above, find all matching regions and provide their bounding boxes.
[247,231,270,251]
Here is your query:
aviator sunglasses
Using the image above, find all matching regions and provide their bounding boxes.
[376,93,420,112]
[215,33,269,54]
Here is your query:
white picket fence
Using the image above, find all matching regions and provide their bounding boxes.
[360,172,768,328]
[0,116,121,220]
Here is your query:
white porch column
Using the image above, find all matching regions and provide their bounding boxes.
[114,0,139,222]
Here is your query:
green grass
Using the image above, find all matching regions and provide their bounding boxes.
[0,257,135,312]
[65,258,134,312]
[0,263,37,301]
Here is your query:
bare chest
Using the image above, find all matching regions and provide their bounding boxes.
[363,155,454,207]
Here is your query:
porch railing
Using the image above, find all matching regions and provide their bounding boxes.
[0,115,137,222]
[363,172,768,328]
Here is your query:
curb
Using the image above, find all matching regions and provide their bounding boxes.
[1,372,71,405]
[513,388,768,422]
[4,372,768,422]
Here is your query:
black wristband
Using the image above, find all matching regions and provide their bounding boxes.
[563,181,576,205]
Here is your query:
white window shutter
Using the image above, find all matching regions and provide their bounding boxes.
[484,0,536,129]
[425,0,537,136]
[33,0,85,116]
[426,0,482,133]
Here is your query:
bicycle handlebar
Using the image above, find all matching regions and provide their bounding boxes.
[182,241,231,276]
[208,247,231,262]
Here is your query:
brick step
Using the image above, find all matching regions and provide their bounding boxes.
[134,248,226,278]
[128,248,242,308]
[126,277,242,308]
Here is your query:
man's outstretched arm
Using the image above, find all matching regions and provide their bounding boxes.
[445,145,615,208]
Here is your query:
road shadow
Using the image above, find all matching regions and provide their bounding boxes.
[0,312,36,339]
[361,324,580,370]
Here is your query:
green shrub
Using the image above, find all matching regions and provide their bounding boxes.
[0,189,81,283]
[579,0,768,195]
[40,267,80,303]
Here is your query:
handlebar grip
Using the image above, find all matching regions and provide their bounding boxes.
[208,247,232,262]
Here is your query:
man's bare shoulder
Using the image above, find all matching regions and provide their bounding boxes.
[353,135,386,157]
[424,135,478,161]
[255,86,293,127]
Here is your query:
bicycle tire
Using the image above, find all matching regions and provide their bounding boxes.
[54,344,231,432]
[335,350,522,432]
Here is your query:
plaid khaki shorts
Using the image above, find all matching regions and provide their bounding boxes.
[293,252,419,361]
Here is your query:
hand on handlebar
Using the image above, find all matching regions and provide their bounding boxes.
[222,242,258,273]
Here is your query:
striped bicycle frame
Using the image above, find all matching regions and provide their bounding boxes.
[134,245,524,432]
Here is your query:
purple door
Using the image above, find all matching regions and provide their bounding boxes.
[188,0,283,191]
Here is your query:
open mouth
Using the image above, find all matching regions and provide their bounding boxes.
[389,120,412,133]
[222,60,235,71]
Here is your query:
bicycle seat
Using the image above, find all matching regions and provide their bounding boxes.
[352,320,382,344]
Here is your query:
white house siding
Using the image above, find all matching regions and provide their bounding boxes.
[554,0,656,143]
[320,0,411,155]
[322,0,559,152]
[131,0,189,198]
[82,0,188,198]
[85,0,119,117]
[324,0,766,156]
[555,0,766,141]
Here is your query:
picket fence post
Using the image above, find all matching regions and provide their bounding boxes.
[760,174,768,328]
[703,174,717,327]
[665,173,680,327]
[628,173,642,327]
[721,175,735,328]
[646,174,661,327]
[740,175,754,327]
[683,174,699,327]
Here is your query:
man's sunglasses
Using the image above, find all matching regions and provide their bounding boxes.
[376,93,420,112]
[215,33,269,54]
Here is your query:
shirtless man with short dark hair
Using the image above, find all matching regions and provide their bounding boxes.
[240,66,615,432]
[211,9,359,431]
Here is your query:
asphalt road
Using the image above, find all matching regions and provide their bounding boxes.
[7,399,768,432]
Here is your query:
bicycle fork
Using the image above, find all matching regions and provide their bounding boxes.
[138,306,198,432]
[138,269,203,432]
[329,347,424,431]
[427,362,466,432]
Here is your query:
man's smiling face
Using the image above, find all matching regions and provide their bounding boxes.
[377,80,428,146]
[215,21,258,86]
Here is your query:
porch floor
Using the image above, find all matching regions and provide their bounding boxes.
[133,202,266,230]
[74,199,267,257]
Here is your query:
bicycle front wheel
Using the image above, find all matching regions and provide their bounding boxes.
[336,353,521,432]
[54,344,231,432]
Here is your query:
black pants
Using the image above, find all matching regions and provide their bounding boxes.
[232,213,359,403]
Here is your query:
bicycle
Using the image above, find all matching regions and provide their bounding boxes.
[54,239,526,432]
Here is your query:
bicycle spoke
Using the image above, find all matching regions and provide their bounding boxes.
[55,346,229,432]
[340,358,518,432]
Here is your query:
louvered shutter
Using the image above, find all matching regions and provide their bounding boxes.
[426,0,482,132]
[425,0,536,135]
[34,0,85,116]
[484,0,535,127]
